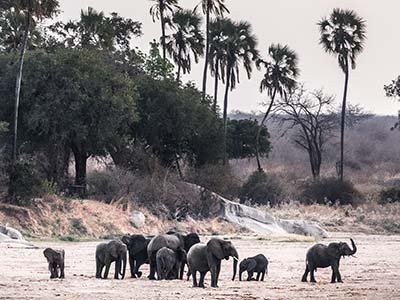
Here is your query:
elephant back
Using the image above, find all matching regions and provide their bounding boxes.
[148,234,182,255]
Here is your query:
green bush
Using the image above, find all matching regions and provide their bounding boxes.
[87,170,120,203]
[8,159,49,205]
[239,171,283,207]
[300,177,362,206]
[379,187,400,204]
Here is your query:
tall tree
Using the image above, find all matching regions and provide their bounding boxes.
[0,0,59,197]
[255,44,299,172]
[149,0,180,61]
[218,18,259,165]
[318,8,366,181]
[196,0,229,100]
[165,9,204,82]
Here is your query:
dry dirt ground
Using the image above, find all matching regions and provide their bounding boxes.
[0,233,399,300]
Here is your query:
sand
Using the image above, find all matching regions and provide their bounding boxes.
[0,232,399,300]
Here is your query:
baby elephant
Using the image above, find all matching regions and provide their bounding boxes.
[302,238,357,283]
[239,254,268,281]
[43,248,65,279]
[156,247,186,280]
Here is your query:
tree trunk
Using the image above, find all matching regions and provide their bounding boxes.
[222,65,231,165]
[339,58,349,182]
[213,59,219,112]
[255,89,277,172]
[160,1,167,61]
[71,144,88,189]
[202,8,210,100]
[11,3,31,165]
[176,48,182,82]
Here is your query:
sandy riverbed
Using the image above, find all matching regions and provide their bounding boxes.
[0,233,399,300]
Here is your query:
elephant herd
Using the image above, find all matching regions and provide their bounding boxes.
[43,231,357,288]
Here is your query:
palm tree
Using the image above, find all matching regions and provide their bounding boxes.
[149,0,180,61]
[4,0,59,168]
[195,0,229,100]
[165,9,204,82]
[255,44,299,172]
[208,18,226,111]
[318,9,366,181]
[218,19,259,165]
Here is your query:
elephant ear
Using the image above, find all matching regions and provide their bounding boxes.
[184,233,200,251]
[207,239,225,260]
[327,243,341,258]
[121,235,131,246]
[246,259,257,273]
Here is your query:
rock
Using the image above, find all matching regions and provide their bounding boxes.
[188,183,329,239]
[129,211,145,228]
[0,232,36,248]
[0,224,23,240]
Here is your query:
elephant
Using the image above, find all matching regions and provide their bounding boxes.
[239,254,268,281]
[121,234,152,278]
[301,238,357,283]
[147,232,200,280]
[95,240,127,280]
[43,248,65,279]
[156,247,187,280]
[187,238,239,288]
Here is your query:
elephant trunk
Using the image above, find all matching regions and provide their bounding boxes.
[120,252,127,279]
[350,238,357,255]
[231,248,239,281]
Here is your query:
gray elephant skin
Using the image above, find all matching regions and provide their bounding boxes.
[302,238,357,283]
[147,232,200,280]
[121,234,152,278]
[43,248,65,279]
[187,238,239,288]
[156,247,187,280]
[96,240,127,280]
[239,254,268,281]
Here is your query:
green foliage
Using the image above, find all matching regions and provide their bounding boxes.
[300,177,362,206]
[8,159,50,205]
[380,187,400,204]
[227,119,270,159]
[385,76,400,98]
[134,76,224,167]
[240,171,283,206]
[87,171,121,203]
[143,40,175,79]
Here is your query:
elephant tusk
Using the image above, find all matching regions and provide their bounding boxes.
[232,256,239,262]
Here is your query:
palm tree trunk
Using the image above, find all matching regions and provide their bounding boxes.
[255,89,276,172]
[202,8,210,100]
[339,58,349,182]
[222,65,231,165]
[213,59,219,112]
[176,48,182,82]
[160,1,167,61]
[12,3,31,165]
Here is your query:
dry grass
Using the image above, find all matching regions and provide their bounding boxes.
[267,201,400,234]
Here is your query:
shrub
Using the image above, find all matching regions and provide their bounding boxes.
[187,164,241,200]
[299,177,362,206]
[239,171,284,207]
[379,187,400,204]
[8,159,50,205]
[87,170,120,203]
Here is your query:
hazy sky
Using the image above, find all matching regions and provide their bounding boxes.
[58,0,400,115]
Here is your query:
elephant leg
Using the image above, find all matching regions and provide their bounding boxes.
[256,272,261,281]
[192,270,198,287]
[148,253,157,280]
[199,272,206,288]
[310,267,316,283]
[135,257,146,278]
[96,259,103,279]
[187,269,192,281]
[115,258,121,279]
[331,266,337,283]
[59,263,65,279]
[50,265,57,279]
[261,270,265,281]
[247,271,254,281]
[179,263,185,280]
[103,262,111,279]
[301,264,309,282]
[333,262,342,283]
[129,255,136,278]
[157,261,163,280]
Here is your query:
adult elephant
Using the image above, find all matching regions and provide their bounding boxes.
[301,238,357,283]
[121,234,152,278]
[95,240,127,280]
[147,232,200,280]
[187,238,239,288]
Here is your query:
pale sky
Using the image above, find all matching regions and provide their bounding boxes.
[57,0,400,115]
